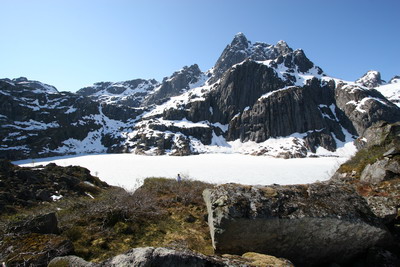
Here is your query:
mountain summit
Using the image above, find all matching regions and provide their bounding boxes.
[1,34,399,160]
[355,70,384,88]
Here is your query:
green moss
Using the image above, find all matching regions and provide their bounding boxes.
[338,144,386,177]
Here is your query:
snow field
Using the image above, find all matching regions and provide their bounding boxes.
[15,154,348,191]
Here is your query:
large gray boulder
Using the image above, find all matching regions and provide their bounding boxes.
[49,247,278,266]
[360,157,400,184]
[203,183,391,266]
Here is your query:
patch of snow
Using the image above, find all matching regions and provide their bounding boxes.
[189,73,208,89]
[84,181,95,187]
[65,106,77,114]
[3,120,59,131]
[51,195,63,201]
[86,192,95,199]
[259,86,296,100]
[346,96,390,113]
[212,122,229,132]
[376,82,400,107]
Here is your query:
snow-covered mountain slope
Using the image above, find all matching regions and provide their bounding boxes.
[1,33,400,160]
[375,76,400,107]
[0,78,144,160]
[77,79,158,107]
[77,64,207,108]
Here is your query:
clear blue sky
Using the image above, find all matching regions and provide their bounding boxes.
[1,0,399,92]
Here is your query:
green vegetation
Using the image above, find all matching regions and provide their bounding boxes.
[338,144,388,177]
[1,177,214,264]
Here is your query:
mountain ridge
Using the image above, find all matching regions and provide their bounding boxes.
[1,33,399,160]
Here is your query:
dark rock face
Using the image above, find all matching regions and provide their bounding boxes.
[203,183,391,266]
[143,64,203,106]
[209,60,286,125]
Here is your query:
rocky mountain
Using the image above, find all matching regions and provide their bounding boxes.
[0,78,144,160]
[1,33,400,160]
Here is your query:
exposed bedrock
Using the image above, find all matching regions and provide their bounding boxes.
[203,183,391,266]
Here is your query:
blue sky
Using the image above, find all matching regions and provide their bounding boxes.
[1,0,399,92]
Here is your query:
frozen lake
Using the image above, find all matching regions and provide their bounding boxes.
[15,153,348,191]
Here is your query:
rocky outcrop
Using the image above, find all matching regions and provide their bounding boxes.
[203,183,391,266]
[334,82,400,135]
[334,122,400,224]
[49,247,293,267]
[0,160,108,213]
[360,157,400,184]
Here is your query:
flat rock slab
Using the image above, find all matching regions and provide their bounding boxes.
[203,183,391,266]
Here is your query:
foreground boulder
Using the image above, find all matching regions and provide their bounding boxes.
[49,247,293,266]
[203,183,391,266]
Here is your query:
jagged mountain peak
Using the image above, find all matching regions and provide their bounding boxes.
[231,32,250,48]
[209,34,315,83]
[355,70,384,88]
[275,40,292,55]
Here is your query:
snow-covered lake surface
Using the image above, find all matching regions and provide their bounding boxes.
[14,154,349,191]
